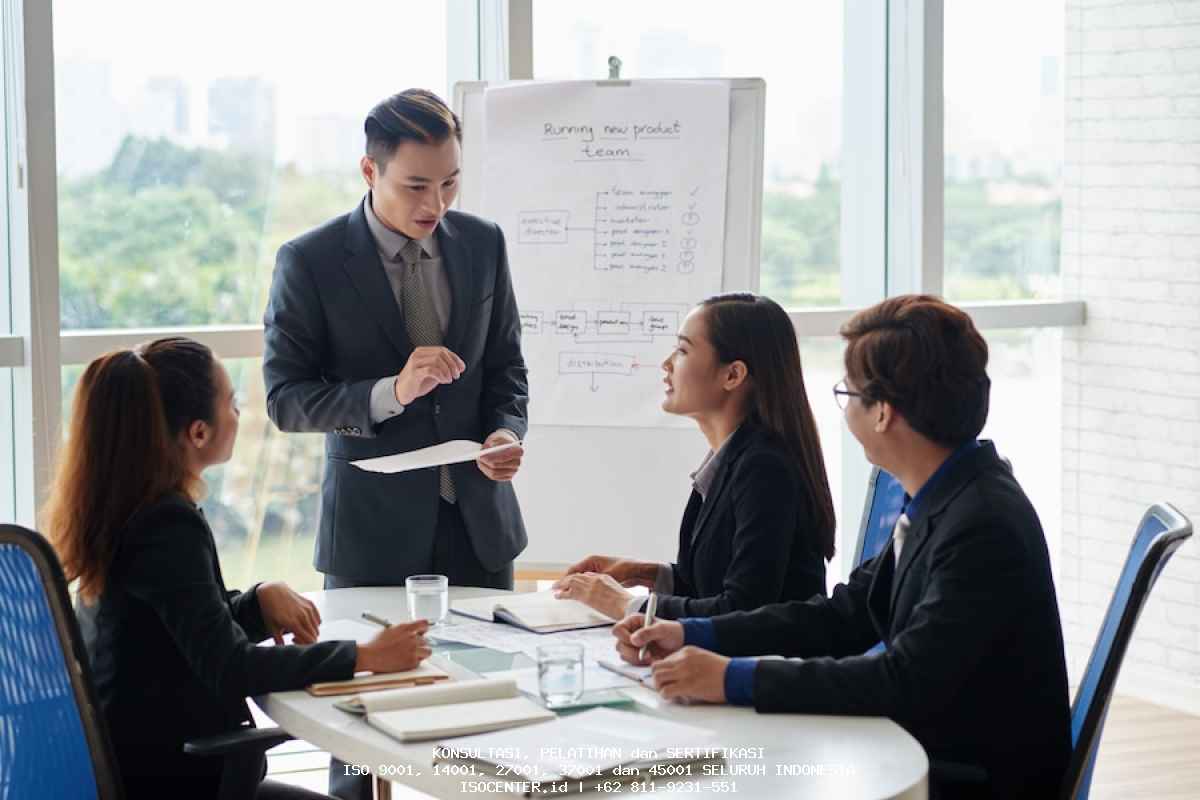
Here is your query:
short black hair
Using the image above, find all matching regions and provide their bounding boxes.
[840,294,990,447]
[365,89,461,172]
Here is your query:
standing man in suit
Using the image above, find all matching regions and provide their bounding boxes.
[263,89,528,799]
[615,295,1072,799]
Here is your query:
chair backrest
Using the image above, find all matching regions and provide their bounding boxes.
[852,466,907,569]
[1063,503,1193,800]
[0,524,123,799]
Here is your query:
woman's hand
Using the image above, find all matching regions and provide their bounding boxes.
[257,581,321,645]
[552,573,634,620]
[355,620,432,673]
[564,554,659,588]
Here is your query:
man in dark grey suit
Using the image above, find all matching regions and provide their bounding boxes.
[264,88,528,798]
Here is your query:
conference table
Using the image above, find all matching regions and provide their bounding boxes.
[255,586,929,799]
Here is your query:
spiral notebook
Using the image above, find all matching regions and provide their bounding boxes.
[451,590,614,633]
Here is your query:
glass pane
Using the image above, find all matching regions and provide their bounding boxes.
[52,0,449,329]
[981,328,1063,580]
[62,358,324,590]
[799,337,846,591]
[532,1,844,308]
[943,0,1064,301]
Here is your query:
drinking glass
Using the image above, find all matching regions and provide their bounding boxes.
[537,643,585,707]
[406,574,449,626]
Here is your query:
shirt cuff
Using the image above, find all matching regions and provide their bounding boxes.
[654,564,675,595]
[369,377,405,424]
[679,618,718,651]
[724,658,757,706]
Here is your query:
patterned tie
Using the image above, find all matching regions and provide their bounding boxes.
[399,238,457,504]
[892,513,912,564]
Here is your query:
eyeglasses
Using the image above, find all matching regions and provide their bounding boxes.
[833,379,864,410]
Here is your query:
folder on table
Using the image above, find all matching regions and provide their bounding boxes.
[451,590,614,633]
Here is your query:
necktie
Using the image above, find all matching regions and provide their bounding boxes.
[892,513,912,564]
[399,239,456,504]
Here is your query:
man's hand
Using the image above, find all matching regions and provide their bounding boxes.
[476,430,524,481]
[257,581,321,645]
[394,346,465,406]
[650,647,730,704]
[613,615,686,665]
[565,555,658,587]
[552,573,633,620]
[355,620,432,673]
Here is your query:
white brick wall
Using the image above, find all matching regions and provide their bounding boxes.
[1065,0,1200,714]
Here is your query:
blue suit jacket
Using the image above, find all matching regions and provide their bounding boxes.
[263,200,528,580]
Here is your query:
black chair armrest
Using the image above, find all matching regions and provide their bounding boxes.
[183,726,293,758]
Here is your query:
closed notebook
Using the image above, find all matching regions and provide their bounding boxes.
[307,661,450,697]
[352,678,555,742]
[451,590,613,633]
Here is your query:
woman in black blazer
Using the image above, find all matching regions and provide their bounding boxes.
[553,294,836,620]
[44,337,431,800]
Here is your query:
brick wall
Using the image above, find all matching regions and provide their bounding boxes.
[1063,0,1200,712]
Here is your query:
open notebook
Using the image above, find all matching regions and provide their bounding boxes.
[451,590,614,633]
[339,678,554,742]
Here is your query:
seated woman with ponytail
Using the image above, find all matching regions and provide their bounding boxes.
[45,337,430,800]
[553,293,836,621]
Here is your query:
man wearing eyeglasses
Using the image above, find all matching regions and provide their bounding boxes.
[615,295,1071,799]
[262,88,529,800]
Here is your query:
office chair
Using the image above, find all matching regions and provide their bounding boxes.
[0,524,292,800]
[1061,502,1192,800]
[852,466,907,570]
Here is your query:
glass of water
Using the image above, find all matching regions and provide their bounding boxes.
[406,574,449,626]
[537,643,585,708]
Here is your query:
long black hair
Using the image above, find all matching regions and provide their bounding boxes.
[700,293,837,559]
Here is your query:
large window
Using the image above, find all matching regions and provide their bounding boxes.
[52,0,449,329]
[943,0,1064,301]
[533,0,844,309]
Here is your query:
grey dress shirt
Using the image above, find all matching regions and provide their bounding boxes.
[363,192,452,423]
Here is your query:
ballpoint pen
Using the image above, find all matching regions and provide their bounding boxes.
[361,611,392,628]
[638,592,657,662]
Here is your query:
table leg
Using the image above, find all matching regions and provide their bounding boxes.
[372,775,391,800]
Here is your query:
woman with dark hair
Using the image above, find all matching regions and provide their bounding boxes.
[44,337,430,800]
[553,293,835,620]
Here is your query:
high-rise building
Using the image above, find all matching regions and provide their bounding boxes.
[208,76,276,157]
[55,59,124,177]
[130,76,190,141]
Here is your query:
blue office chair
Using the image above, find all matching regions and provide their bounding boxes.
[0,523,122,799]
[1061,502,1192,800]
[0,524,293,800]
[852,466,907,570]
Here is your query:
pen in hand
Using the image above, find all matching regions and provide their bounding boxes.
[361,611,392,628]
[638,593,657,662]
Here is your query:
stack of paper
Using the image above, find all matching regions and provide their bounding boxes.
[349,678,555,742]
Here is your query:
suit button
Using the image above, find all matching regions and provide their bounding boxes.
[434,403,441,415]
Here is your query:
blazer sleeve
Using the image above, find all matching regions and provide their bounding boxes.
[655,451,812,619]
[123,506,356,699]
[709,554,883,659]
[744,516,1029,719]
[263,242,379,437]
[226,584,268,643]
[479,224,529,439]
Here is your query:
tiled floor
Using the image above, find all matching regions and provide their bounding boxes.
[259,694,1200,799]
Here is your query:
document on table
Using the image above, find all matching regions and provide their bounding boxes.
[484,665,639,696]
[351,439,521,474]
[433,620,620,663]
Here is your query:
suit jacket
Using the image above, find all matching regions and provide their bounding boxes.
[76,495,356,795]
[655,423,827,620]
[708,442,1071,799]
[263,201,529,580]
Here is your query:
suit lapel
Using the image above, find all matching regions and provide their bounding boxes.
[342,200,413,358]
[437,214,471,355]
[889,443,997,609]
[688,426,755,550]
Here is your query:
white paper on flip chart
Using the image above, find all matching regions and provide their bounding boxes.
[351,439,519,474]
[481,81,730,427]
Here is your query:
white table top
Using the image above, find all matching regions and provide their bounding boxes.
[256,587,928,799]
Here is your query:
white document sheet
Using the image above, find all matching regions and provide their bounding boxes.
[434,619,620,663]
[485,665,639,697]
[351,439,519,474]
[481,81,730,427]
[316,618,379,645]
